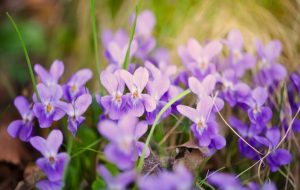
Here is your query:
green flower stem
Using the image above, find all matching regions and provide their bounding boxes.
[6,12,40,101]
[137,89,191,172]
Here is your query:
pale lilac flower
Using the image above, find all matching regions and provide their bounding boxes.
[178,38,222,76]
[219,69,251,106]
[30,130,69,182]
[188,75,224,110]
[7,96,34,141]
[100,70,127,120]
[63,69,92,102]
[97,165,136,190]
[254,39,287,86]
[177,96,226,154]
[33,84,67,128]
[98,114,149,170]
[225,29,255,77]
[34,60,64,87]
[64,93,92,136]
[120,67,156,117]
[138,164,193,190]
[145,62,171,124]
[106,40,138,68]
[244,87,272,125]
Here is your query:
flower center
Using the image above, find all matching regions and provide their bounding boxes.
[132,89,140,99]
[71,85,77,93]
[197,117,206,130]
[48,156,55,164]
[46,103,53,113]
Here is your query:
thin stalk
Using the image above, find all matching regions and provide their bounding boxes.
[90,0,101,89]
[123,1,140,70]
[137,89,191,172]
[6,12,40,101]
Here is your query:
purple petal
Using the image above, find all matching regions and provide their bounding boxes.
[14,96,30,116]
[120,70,135,92]
[177,105,199,124]
[7,120,23,138]
[252,87,268,107]
[271,63,287,81]
[47,129,63,154]
[74,93,92,116]
[136,141,150,158]
[196,96,213,119]
[227,29,243,50]
[69,69,93,86]
[135,121,148,139]
[100,70,120,95]
[204,41,223,60]
[187,38,202,61]
[50,60,64,82]
[34,64,52,85]
[142,94,156,112]
[128,100,145,117]
[30,136,48,157]
[104,144,134,170]
[97,165,113,182]
[133,67,149,91]
[98,120,119,141]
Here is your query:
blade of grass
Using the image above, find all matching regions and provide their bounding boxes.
[6,12,40,101]
[90,0,101,90]
[123,0,141,70]
[71,138,102,158]
[137,89,191,172]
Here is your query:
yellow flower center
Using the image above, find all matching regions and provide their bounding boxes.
[46,104,53,113]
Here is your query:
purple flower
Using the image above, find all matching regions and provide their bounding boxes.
[208,172,245,190]
[97,165,136,190]
[254,39,287,86]
[120,67,156,117]
[33,84,67,128]
[98,114,149,170]
[63,69,92,102]
[30,130,69,182]
[188,75,224,110]
[36,180,63,190]
[219,69,251,106]
[106,40,137,68]
[64,93,92,136]
[145,62,171,124]
[138,164,193,190]
[208,172,277,190]
[224,29,255,77]
[244,87,272,125]
[100,70,127,120]
[255,127,292,172]
[178,38,222,76]
[135,10,156,38]
[34,60,64,87]
[7,96,34,141]
[177,96,226,154]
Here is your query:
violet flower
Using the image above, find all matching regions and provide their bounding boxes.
[178,38,222,77]
[34,60,64,87]
[219,69,251,107]
[138,164,193,190]
[63,69,92,102]
[255,127,292,172]
[7,96,34,141]
[120,67,156,117]
[97,165,136,190]
[100,70,127,120]
[177,96,226,155]
[188,75,224,110]
[244,87,272,125]
[33,84,67,128]
[145,62,171,124]
[254,39,287,86]
[98,114,149,170]
[30,130,69,182]
[64,93,92,136]
[224,29,255,77]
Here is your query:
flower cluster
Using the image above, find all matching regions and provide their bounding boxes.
[7,60,93,189]
[7,8,300,190]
